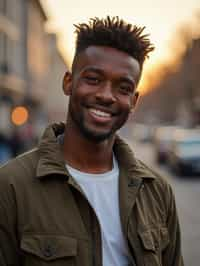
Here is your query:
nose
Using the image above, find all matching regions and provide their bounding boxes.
[95,82,116,104]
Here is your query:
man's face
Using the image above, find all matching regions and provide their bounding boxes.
[64,46,141,142]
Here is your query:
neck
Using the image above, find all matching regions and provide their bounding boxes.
[62,121,115,174]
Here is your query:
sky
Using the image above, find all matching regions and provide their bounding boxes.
[41,0,200,92]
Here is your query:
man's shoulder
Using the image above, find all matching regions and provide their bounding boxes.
[0,148,39,185]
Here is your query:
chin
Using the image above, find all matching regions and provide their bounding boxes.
[81,127,114,142]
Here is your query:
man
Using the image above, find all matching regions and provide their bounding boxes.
[0,16,183,266]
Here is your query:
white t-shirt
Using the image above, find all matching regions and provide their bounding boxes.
[66,156,130,266]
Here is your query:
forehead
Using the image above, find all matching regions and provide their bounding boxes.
[73,46,141,80]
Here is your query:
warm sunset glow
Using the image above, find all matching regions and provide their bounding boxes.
[41,0,200,93]
[11,106,29,126]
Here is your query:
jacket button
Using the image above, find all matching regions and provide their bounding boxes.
[43,244,55,258]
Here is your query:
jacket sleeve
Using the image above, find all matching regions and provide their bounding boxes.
[0,169,21,266]
[162,183,184,266]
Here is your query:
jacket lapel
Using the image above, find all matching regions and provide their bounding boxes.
[119,167,142,236]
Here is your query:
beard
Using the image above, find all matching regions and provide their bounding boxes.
[70,108,115,142]
[76,123,114,142]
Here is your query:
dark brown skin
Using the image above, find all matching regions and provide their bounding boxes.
[62,46,141,173]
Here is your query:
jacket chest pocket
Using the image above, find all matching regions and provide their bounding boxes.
[138,227,169,266]
[20,235,77,266]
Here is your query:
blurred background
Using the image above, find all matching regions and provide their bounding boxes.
[0,0,200,265]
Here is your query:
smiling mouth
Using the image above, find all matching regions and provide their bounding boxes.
[89,108,112,118]
[87,108,115,123]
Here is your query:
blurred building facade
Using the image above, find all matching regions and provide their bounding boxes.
[0,0,26,131]
[178,39,200,126]
[45,33,68,122]
[0,0,68,163]
[135,37,200,128]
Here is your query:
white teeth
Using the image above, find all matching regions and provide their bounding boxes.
[90,108,111,117]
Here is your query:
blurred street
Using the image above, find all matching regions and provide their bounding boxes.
[126,138,200,266]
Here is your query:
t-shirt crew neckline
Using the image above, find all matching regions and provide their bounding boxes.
[66,154,118,181]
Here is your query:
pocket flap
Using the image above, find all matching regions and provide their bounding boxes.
[138,230,156,252]
[21,235,77,261]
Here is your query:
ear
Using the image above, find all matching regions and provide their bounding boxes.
[63,71,72,96]
[130,91,139,112]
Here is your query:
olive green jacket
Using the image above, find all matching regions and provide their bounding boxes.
[0,123,184,266]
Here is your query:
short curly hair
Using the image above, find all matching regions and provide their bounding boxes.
[73,16,154,68]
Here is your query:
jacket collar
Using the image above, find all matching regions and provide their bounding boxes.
[36,123,156,180]
[36,123,68,178]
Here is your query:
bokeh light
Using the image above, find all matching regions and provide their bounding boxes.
[11,106,29,126]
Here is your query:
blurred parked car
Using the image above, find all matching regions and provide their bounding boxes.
[154,126,179,164]
[131,123,156,143]
[168,129,200,176]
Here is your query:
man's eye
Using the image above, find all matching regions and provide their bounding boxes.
[84,76,100,84]
[119,84,133,94]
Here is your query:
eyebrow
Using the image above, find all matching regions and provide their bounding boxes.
[81,66,136,86]
[80,66,104,75]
